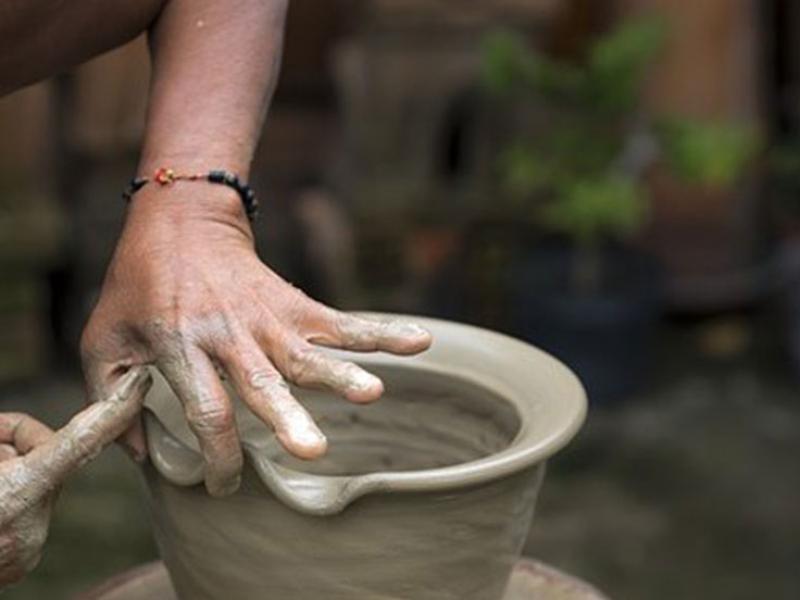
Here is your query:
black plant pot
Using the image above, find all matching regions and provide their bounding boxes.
[776,238,800,381]
[509,242,662,405]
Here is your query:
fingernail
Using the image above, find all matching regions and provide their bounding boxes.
[294,425,327,449]
[349,370,382,393]
[215,474,241,497]
[122,444,147,464]
[390,321,429,339]
[112,368,152,403]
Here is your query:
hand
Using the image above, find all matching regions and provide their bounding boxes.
[80,185,432,497]
[0,369,150,587]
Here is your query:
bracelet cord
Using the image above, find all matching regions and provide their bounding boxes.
[122,167,259,221]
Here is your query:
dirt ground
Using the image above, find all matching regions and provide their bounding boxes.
[529,367,800,599]
[1,324,798,600]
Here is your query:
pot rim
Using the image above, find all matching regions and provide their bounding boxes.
[331,315,587,492]
[144,314,587,512]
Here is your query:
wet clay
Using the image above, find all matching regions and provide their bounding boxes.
[142,316,586,600]
[78,559,609,600]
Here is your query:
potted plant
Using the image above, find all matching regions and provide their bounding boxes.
[480,17,758,403]
[766,141,800,380]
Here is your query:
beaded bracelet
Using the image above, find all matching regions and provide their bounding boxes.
[122,167,259,221]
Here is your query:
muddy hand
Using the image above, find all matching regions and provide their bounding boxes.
[80,185,433,498]
[0,369,151,587]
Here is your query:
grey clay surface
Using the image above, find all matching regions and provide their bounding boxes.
[79,559,609,600]
[142,316,587,600]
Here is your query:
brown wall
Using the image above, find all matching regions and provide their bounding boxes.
[619,0,766,308]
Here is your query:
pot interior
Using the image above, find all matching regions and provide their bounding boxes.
[245,365,522,476]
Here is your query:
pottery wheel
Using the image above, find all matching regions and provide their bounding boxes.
[77,559,608,600]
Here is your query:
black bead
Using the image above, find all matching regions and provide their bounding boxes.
[208,170,226,183]
[123,169,259,221]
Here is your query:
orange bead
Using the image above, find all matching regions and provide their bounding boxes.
[154,167,175,185]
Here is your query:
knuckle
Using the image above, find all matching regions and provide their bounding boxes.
[186,403,235,437]
[244,367,282,391]
[332,311,354,336]
[169,316,198,345]
[144,315,193,349]
[22,523,48,559]
[304,297,331,321]
[335,314,379,349]
[79,326,100,360]
[78,328,93,354]
[285,343,309,365]
[67,433,99,464]
[285,289,326,328]
[286,347,317,383]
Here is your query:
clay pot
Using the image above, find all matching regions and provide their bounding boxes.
[141,316,586,600]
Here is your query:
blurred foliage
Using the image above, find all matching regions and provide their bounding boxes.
[541,176,646,247]
[658,119,760,187]
[588,15,665,111]
[480,17,758,253]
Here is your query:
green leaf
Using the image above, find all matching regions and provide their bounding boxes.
[588,15,666,110]
[541,176,647,245]
[480,30,583,98]
[480,30,538,95]
[499,144,552,198]
[658,119,759,187]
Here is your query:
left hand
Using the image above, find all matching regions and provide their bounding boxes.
[80,185,433,497]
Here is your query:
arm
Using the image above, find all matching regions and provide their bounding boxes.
[80,0,432,497]
[139,0,285,183]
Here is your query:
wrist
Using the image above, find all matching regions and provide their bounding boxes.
[124,182,254,242]
[124,155,258,234]
[137,152,251,181]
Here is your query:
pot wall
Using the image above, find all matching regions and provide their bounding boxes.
[143,462,544,600]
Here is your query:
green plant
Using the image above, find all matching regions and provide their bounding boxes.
[481,17,758,292]
[658,118,760,187]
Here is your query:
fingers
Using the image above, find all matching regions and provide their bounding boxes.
[217,337,327,460]
[119,420,147,463]
[0,497,53,587]
[0,532,29,587]
[82,352,147,462]
[0,445,18,462]
[311,311,433,355]
[0,414,53,454]
[25,368,150,473]
[157,348,243,497]
[1,369,150,517]
[286,344,384,404]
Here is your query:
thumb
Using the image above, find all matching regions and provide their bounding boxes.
[14,368,151,509]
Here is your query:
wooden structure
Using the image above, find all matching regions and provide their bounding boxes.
[0,82,64,381]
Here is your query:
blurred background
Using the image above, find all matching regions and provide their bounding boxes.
[1,0,799,598]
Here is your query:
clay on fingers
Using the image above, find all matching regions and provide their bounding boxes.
[157,347,244,497]
[0,414,53,454]
[315,312,433,355]
[287,346,384,403]
[0,368,150,523]
[240,366,327,459]
[0,445,17,461]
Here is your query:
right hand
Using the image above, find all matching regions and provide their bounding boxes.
[80,183,432,497]
[0,369,150,588]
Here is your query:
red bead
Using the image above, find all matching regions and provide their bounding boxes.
[154,167,175,185]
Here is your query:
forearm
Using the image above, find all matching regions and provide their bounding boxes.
[0,0,287,227]
[140,0,288,181]
[0,0,163,96]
